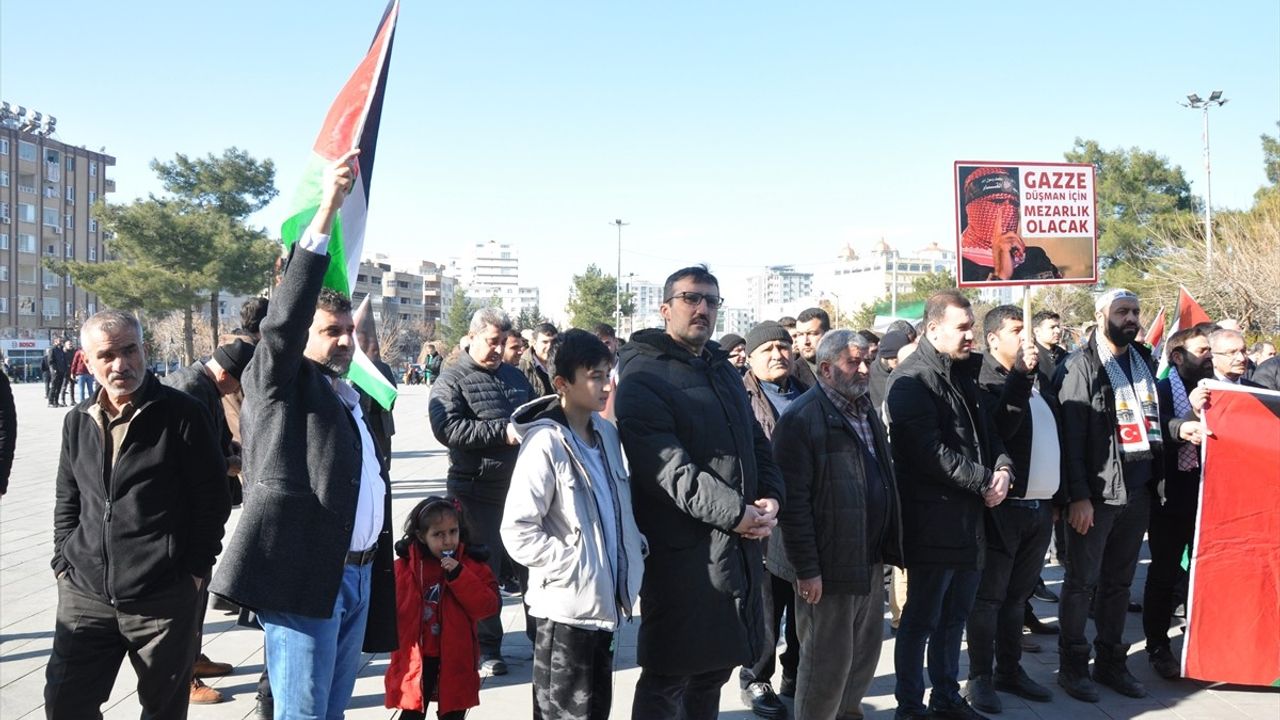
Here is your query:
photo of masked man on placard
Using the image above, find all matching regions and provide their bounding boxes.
[959,166,1063,282]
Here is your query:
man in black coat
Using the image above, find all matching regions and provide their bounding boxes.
[775,329,902,720]
[47,340,70,407]
[886,290,1014,720]
[46,310,231,717]
[1144,324,1213,679]
[428,306,533,675]
[0,368,13,498]
[1054,289,1163,702]
[616,265,784,720]
[210,156,397,718]
[965,306,1059,713]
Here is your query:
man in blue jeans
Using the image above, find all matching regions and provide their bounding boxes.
[886,290,1014,720]
[211,153,397,718]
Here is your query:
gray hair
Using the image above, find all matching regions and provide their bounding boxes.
[469,307,512,334]
[815,329,870,367]
[1208,327,1244,348]
[81,310,144,349]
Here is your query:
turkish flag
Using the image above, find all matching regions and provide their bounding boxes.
[1183,382,1280,686]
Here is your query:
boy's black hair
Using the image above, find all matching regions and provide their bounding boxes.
[857,329,881,344]
[399,495,488,561]
[548,328,612,383]
[1031,309,1060,328]
[241,296,269,334]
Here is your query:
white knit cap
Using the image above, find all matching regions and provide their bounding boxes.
[1095,288,1138,313]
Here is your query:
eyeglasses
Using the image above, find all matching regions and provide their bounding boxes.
[1212,349,1247,357]
[665,292,724,309]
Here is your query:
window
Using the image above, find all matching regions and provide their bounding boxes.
[18,265,36,283]
[66,186,74,201]
[88,302,96,315]
[0,170,7,187]
[88,246,97,261]
[17,234,36,253]
[18,141,36,162]
[43,297,60,319]
[0,233,7,249]
[43,269,59,288]
[0,298,7,313]
[89,218,97,233]
[43,207,59,227]
[0,202,7,220]
[89,190,97,204]
[18,203,36,223]
[66,156,76,172]
[18,174,36,194]
[67,301,74,316]
[65,214,74,229]
[89,160,97,176]
[0,265,7,281]
[44,243,57,256]
[18,296,35,315]
[65,241,72,257]
[44,185,59,199]
[0,138,8,154]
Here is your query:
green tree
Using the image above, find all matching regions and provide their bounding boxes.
[566,264,632,329]
[151,148,279,342]
[438,288,475,351]
[515,304,549,331]
[1063,138,1195,290]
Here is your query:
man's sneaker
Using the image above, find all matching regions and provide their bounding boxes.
[994,666,1053,702]
[193,653,233,678]
[777,674,797,698]
[1149,646,1181,680]
[963,675,1002,714]
[1024,614,1059,635]
[1032,579,1060,603]
[741,681,788,719]
[928,695,990,719]
[189,678,225,704]
[480,657,509,676]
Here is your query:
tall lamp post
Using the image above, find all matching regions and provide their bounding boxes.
[1180,91,1228,268]
[611,219,629,327]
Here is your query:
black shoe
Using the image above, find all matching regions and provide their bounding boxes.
[1128,600,1143,613]
[499,577,522,597]
[1148,646,1181,680]
[1024,615,1059,635]
[255,697,273,720]
[963,675,1002,714]
[1032,579,1059,603]
[741,682,788,719]
[994,666,1053,702]
[480,657,508,676]
[929,696,990,719]
[1093,646,1147,699]
[778,675,796,699]
[1057,668,1100,703]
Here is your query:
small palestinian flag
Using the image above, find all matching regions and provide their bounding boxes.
[1155,286,1212,380]
[280,0,399,410]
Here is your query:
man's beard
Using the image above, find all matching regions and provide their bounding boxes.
[317,355,351,377]
[1105,319,1139,347]
[1179,358,1213,383]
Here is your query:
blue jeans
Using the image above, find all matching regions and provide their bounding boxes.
[893,566,981,713]
[76,374,95,401]
[258,563,372,720]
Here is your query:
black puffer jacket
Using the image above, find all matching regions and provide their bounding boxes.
[615,329,784,676]
[1253,356,1280,391]
[53,373,230,604]
[429,353,533,504]
[885,337,1012,570]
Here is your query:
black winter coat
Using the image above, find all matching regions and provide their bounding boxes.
[428,353,533,504]
[615,330,784,676]
[1252,356,1280,391]
[976,352,1063,502]
[771,385,901,594]
[53,373,230,604]
[0,371,13,495]
[885,337,1013,570]
[1052,334,1165,504]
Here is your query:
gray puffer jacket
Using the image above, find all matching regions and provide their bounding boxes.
[500,395,646,632]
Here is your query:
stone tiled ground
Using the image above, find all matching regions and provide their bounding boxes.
[2,381,1276,718]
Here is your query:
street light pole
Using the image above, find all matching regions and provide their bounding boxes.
[610,219,629,328]
[1181,91,1228,268]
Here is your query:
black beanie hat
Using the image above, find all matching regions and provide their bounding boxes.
[745,321,793,356]
[213,339,256,381]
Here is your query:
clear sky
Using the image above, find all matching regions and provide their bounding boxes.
[3,1,1277,319]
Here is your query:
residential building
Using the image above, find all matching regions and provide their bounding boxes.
[451,239,540,319]
[0,102,115,379]
[715,307,755,338]
[819,240,956,318]
[622,277,664,336]
[747,265,815,321]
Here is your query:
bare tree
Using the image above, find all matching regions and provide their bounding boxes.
[148,311,215,368]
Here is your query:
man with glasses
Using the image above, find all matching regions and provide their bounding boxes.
[1209,328,1261,387]
[616,266,784,720]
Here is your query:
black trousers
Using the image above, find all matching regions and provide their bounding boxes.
[47,371,66,405]
[1143,502,1196,652]
[454,494,534,657]
[743,569,799,686]
[45,576,201,719]
[533,617,615,720]
[1059,494,1150,651]
[632,667,733,720]
[398,658,465,720]
[967,501,1053,677]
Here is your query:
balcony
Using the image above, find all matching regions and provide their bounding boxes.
[45,163,61,183]
[104,178,116,193]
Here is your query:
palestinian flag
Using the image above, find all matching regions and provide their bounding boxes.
[1144,306,1166,351]
[280,0,400,410]
[1155,286,1212,380]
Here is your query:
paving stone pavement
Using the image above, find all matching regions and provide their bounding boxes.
[2,380,1276,719]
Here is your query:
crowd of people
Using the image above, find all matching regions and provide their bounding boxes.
[26,157,1280,720]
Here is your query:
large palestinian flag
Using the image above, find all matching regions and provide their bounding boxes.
[280,0,400,410]
[1183,382,1280,686]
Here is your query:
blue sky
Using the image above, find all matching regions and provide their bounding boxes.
[3,1,1277,318]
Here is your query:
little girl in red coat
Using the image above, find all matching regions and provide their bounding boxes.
[385,497,500,719]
